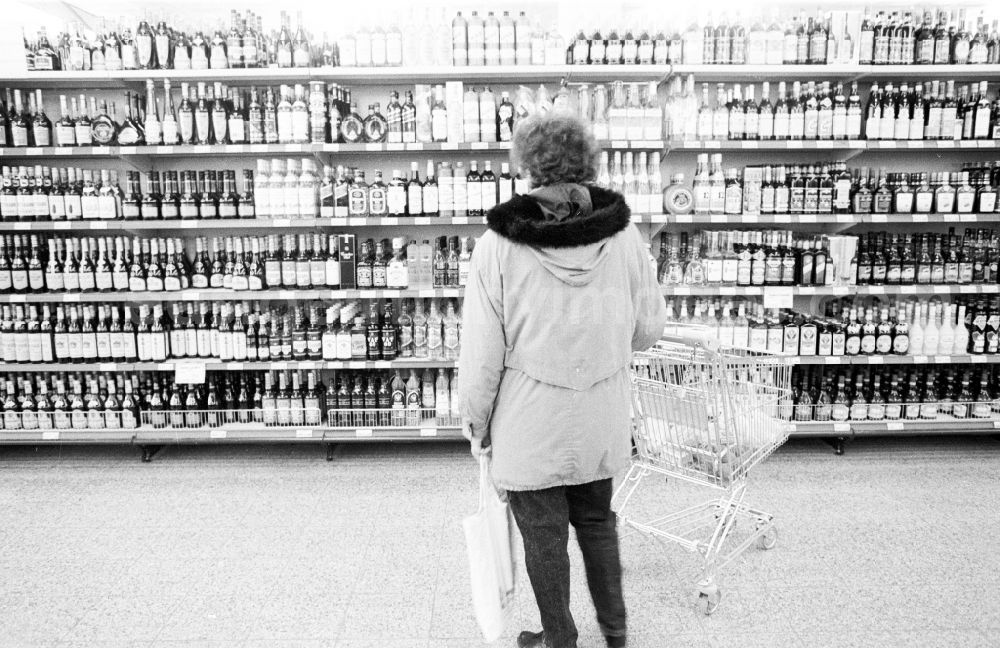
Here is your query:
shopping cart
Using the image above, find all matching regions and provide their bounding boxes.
[612,323,792,615]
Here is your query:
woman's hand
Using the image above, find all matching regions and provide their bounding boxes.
[463,418,491,458]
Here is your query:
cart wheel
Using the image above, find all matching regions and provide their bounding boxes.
[756,526,778,550]
[697,589,722,615]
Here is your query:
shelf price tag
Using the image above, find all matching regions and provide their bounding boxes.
[720,286,737,295]
[295,429,313,438]
[175,361,207,384]
[816,141,833,149]
[959,285,976,293]
[710,214,726,223]
[441,142,459,150]
[348,217,366,226]
[54,222,70,229]
[382,217,399,226]
[871,215,887,223]
[742,141,758,149]
[704,141,721,149]
[356,428,373,438]
[775,214,791,223]
[887,422,905,431]
[913,214,928,222]
[912,355,928,364]
[414,217,430,225]
[933,355,950,363]
[880,141,897,149]
[55,147,72,155]
[763,287,794,309]
[407,143,424,151]
[452,216,468,225]
[210,429,227,439]
[833,423,850,433]
[994,420,1000,429]
[743,214,759,223]
[868,356,884,364]
[932,285,950,294]
[786,141,803,149]
[823,356,842,364]
[386,143,404,151]
[675,214,693,223]
[900,285,917,294]
[420,427,438,437]
[25,147,42,156]
[471,142,488,150]
[194,145,212,154]
[970,355,987,363]
[272,218,291,227]
[42,430,60,440]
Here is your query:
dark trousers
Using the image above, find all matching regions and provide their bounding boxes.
[508,479,627,648]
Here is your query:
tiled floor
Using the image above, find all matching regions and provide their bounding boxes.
[1,436,999,647]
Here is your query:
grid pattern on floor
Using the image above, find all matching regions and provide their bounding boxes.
[1,437,999,648]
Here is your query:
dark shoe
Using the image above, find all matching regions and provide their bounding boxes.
[605,635,627,648]
[517,630,548,648]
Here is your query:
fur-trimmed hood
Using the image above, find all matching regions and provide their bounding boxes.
[485,185,631,248]
[484,185,632,287]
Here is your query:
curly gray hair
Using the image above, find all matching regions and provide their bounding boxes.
[510,112,599,187]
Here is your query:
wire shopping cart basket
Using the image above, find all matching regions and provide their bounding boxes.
[612,323,793,615]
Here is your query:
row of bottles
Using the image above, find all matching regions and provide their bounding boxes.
[784,366,1000,424]
[593,152,665,215]
[0,366,465,431]
[0,233,475,294]
[664,78,1000,141]
[314,160,514,219]
[0,372,141,430]
[0,165,254,221]
[666,295,1000,356]
[689,159,1000,216]
[655,231,833,287]
[0,158,520,222]
[326,369,460,427]
[27,10,406,71]
[853,230,999,286]
[0,298,463,364]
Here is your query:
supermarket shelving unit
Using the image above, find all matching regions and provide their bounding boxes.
[4,62,1000,458]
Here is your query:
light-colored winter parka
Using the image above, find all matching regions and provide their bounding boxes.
[458,185,667,491]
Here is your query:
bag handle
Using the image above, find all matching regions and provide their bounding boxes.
[478,453,494,510]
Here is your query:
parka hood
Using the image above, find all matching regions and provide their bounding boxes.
[485,185,631,286]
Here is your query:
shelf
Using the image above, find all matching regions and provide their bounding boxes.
[7,355,997,373]
[670,63,1000,81]
[0,139,665,158]
[17,64,1000,87]
[787,354,1000,366]
[788,417,1000,437]
[664,212,1000,225]
[0,287,464,303]
[13,64,675,86]
[0,425,463,444]
[4,214,674,229]
[661,284,1000,297]
[2,359,457,372]
[665,139,1000,152]
[0,428,137,443]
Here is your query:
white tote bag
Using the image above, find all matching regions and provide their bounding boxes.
[463,454,517,643]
